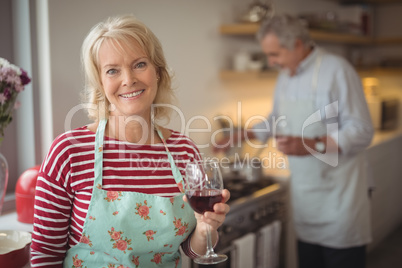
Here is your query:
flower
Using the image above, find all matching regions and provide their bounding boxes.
[0,58,31,143]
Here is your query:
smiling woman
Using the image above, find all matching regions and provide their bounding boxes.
[30,14,231,268]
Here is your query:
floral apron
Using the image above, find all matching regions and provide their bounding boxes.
[64,119,197,268]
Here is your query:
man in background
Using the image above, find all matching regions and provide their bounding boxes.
[214,13,373,268]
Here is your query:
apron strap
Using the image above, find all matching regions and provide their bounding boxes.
[94,119,107,187]
[311,52,323,94]
[156,128,185,192]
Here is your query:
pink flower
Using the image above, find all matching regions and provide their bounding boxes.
[79,235,90,244]
[176,225,187,236]
[110,231,121,240]
[5,74,20,85]
[107,191,120,201]
[174,218,182,229]
[152,253,162,264]
[131,255,140,266]
[144,230,156,241]
[116,239,128,251]
[177,181,184,193]
[138,205,149,217]
[0,94,7,105]
[73,259,82,267]
[14,83,24,92]
[72,254,83,267]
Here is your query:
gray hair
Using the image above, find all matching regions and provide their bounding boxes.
[257,14,314,50]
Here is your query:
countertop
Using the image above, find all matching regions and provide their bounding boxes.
[0,211,33,232]
[259,126,402,179]
[369,126,402,148]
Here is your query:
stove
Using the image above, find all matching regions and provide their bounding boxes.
[224,177,276,201]
[192,175,288,268]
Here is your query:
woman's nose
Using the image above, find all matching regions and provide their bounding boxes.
[122,69,136,86]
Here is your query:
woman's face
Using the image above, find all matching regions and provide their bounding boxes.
[98,39,158,120]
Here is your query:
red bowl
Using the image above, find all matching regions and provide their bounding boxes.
[0,230,32,267]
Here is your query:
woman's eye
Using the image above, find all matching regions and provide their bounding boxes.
[135,62,147,69]
[106,69,118,75]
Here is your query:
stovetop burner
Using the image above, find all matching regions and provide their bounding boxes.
[224,177,275,202]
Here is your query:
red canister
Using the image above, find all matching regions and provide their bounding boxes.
[15,165,41,223]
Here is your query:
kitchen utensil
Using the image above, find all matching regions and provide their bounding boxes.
[240,0,273,23]
[0,230,32,267]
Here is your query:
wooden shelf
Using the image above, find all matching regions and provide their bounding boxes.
[220,68,401,81]
[220,23,260,35]
[358,67,402,76]
[220,70,278,80]
[375,37,402,45]
[309,30,372,44]
[220,23,402,45]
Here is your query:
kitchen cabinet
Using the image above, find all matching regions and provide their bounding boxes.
[220,23,402,45]
[365,129,402,252]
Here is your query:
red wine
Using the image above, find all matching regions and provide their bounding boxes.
[186,189,223,214]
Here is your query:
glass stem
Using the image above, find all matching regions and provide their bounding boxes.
[205,223,216,257]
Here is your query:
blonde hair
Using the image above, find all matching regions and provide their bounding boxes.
[81,15,174,122]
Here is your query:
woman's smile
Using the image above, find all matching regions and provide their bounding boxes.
[119,89,145,99]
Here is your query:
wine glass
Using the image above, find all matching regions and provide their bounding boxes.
[185,159,228,265]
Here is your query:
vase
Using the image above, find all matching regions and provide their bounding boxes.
[0,152,9,215]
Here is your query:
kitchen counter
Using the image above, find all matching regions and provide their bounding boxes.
[369,126,402,148]
[259,126,402,179]
[0,211,33,232]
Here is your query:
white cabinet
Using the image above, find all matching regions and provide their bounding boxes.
[365,133,402,251]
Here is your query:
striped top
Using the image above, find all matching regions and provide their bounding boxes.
[30,126,202,267]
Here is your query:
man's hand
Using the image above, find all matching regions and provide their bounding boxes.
[276,135,340,156]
